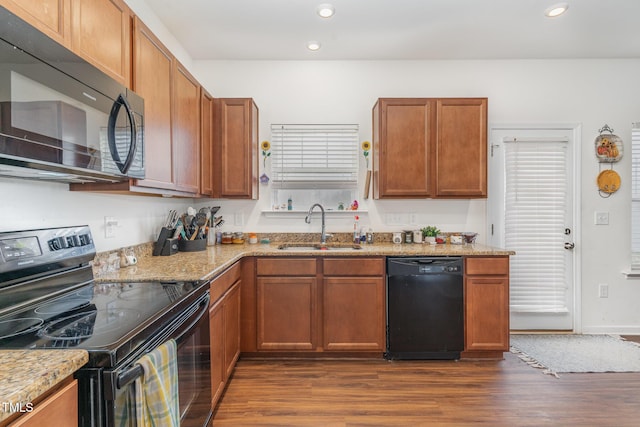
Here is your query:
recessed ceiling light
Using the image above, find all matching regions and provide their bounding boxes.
[545,3,569,18]
[316,4,335,18]
[307,41,321,51]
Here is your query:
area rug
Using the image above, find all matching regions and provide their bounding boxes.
[510,334,640,377]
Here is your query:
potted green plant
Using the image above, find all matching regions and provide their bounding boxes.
[421,226,440,244]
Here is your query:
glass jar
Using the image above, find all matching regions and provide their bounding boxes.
[232,232,245,244]
[221,232,233,244]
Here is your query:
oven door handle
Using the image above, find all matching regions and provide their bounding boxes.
[115,292,210,390]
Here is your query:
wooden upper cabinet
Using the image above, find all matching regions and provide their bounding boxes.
[214,98,259,199]
[373,98,433,198]
[131,17,175,191]
[0,0,71,46]
[435,98,487,197]
[200,90,214,196]
[173,62,201,194]
[70,0,131,87]
[373,97,487,199]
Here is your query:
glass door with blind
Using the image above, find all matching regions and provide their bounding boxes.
[488,126,578,331]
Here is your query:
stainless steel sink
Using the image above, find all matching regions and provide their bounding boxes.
[277,243,362,251]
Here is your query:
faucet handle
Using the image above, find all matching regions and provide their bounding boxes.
[324,233,333,241]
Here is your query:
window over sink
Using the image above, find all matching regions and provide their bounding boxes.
[269,124,359,211]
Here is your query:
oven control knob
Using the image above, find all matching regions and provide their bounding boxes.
[48,237,65,251]
[78,234,92,246]
[66,235,80,247]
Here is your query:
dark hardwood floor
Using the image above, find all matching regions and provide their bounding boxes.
[212,352,640,426]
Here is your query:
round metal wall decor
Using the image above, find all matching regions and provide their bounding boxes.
[597,169,621,195]
[594,124,623,163]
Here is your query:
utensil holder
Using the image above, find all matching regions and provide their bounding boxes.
[178,238,206,252]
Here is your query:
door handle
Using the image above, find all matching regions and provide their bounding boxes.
[107,93,138,174]
[564,242,575,250]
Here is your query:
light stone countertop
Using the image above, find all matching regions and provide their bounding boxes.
[95,241,515,283]
[0,350,88,422]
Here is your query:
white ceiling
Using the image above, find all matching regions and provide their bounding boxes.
[144,0,640,61]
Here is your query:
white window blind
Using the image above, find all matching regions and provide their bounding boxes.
[504,138,569,313]
[632,125,640,268]
[270,124,358,189]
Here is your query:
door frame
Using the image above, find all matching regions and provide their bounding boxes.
[487,123,582,333]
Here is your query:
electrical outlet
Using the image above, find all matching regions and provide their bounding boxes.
[598,283,609,298]
[594,211,609,225]
[234,212,244,226]
[104,216,117,238]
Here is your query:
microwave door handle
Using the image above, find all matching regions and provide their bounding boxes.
[107,94,138,174]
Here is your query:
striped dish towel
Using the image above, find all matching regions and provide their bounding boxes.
[134,339,180,427]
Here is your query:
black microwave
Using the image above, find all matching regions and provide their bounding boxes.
[0,7,144,183]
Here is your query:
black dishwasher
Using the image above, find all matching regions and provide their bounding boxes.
[386,257,464,360]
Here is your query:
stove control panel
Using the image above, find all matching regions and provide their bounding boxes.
[0,225,95,276]
[48,233,92,251]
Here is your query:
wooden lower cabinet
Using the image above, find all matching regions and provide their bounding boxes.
[323,276,385,351]
[209,263,241,408]
[253,257,385,355]
[257,277,316,351]
[463,257,510,358]
[9,378,78,427]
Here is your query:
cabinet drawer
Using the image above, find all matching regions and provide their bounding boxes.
[11,379,78,427]
[323,258,385,276]
[210,261,241,303]
[256,258,316,276]
[465,257,509,276]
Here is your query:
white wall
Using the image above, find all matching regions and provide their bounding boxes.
[193,59,640,334]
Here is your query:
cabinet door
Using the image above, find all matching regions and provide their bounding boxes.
[435,98,487,197]
[465,275,510,351]
[0,0,70,46]
[200,90,214,196]
[172,62,201,194]
[209,299,225,407]
[223,282,241,379]
[373,98,433,198]
[323,277,385,351]
[70,0,131,86]
[11,379,78,427]
[215,98,258,199]
[257,277,316,350]
[132,17,175,190]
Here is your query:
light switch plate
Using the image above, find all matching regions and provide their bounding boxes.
[594,211,609,225]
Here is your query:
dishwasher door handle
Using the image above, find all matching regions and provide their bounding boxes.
[389,259,434,267]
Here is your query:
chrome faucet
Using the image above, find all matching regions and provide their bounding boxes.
[305,203,330,244]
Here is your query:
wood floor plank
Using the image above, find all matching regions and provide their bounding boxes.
[212,353,640,426]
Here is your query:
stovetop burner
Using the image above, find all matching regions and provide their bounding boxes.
[35,298,91,315]
[0,317,44,340]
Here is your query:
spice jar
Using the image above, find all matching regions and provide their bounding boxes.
[221,232,233,244]
[232,232,245,244]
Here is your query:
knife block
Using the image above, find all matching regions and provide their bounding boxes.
[153,227,177,256]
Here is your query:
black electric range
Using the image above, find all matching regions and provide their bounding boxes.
[0,225,213,427]
[0,225,207,367]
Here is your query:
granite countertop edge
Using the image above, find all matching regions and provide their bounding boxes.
[0,349,88,422]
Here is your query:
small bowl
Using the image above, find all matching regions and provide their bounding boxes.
[461,232,478,244]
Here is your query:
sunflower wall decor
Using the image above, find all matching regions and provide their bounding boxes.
[362,141,371,169]
[260,140,271,184]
